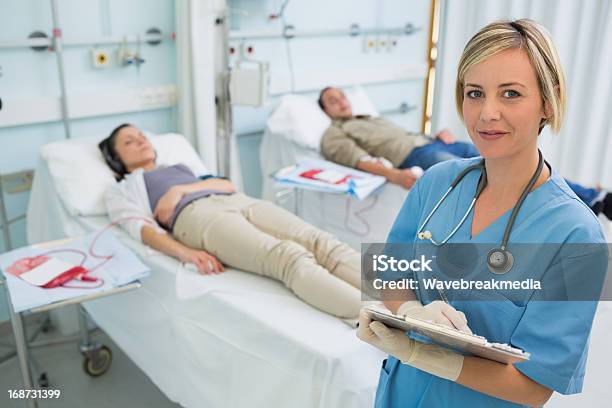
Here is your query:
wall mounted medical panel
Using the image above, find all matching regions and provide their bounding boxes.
[0,85,177,129]
[260,39,428,94]
[58,43,176,94]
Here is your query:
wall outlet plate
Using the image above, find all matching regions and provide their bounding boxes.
[386,36,396,51]
[0,170,34,194]
[363,36,376,53]
[92,49,110,68]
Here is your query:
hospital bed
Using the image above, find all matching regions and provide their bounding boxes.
[260,89,408,249]
[26,133,386,408]
[25,132,612,407]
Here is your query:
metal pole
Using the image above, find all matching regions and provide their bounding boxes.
[229,25,421,41]
[50,0,72,139]
[0,38,51,49]
[8,306,38,408]
[0,33,170,50]
[78,305,92,352]
[0,177,13,251]
[294,188,302,217]
[216,3,233,178]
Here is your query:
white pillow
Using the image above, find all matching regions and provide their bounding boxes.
[41,133,207,216]
[148,133,209,176]
[266,94,331,151]
[345,86,379,117]
[266,86,379,151]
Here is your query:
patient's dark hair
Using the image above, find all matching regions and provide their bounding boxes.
[318,86,333,112]
[98,123,132,181]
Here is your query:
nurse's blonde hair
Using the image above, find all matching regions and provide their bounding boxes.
[455,19,566,133]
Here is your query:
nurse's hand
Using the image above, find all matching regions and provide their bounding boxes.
[397,300,472,334]
[357,310,415,362]
[357,310,464,381]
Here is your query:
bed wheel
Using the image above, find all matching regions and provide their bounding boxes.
[38,372,49,388]
[83,345,112,377]
[41,318,53,333]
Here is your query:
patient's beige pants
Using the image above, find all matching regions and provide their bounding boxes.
[172,193,362,318]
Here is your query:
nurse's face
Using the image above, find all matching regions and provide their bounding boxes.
[462,48,549,160]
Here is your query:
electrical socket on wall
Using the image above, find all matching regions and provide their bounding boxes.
[92,49,111,68]
[386,36,397,52]
[378,37,388,51]
[139,86,177,106]
[363,36,377,53]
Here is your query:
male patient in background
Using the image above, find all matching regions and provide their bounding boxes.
[318,87,478,190]
[318,86,612,219]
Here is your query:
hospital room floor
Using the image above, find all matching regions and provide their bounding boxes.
[0,324,180,408]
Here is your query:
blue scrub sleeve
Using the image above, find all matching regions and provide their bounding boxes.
[387,178,422,244]
[376,180,423,283]
[511,245,608,394]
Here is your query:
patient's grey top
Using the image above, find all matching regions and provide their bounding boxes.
[143,164,232,230]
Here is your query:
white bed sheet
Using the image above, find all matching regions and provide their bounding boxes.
[260,128,408,249]
[27,159,386,408]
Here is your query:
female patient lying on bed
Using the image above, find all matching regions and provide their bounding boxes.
[98,124,362,320]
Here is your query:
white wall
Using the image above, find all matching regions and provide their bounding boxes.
[228,0,433,197]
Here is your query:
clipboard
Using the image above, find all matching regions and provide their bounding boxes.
[363,305,530,364]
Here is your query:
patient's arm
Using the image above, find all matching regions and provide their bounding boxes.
[154,178,236,226]
[320,126,416,189]
[320,125,370,168]
[357,160,417,189]
[141,225,224,274]
[456,357,553,407]
[179,178,236,195]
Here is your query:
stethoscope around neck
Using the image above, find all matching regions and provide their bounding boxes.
[417,150,547,275]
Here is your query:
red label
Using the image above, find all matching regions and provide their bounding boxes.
[6,256,49,276]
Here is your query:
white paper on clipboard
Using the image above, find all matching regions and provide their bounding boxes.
[363,305,530,365]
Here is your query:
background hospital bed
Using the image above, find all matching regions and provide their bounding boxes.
[25,135,386,408]
[259,93,612,406]
[260,91,408,249]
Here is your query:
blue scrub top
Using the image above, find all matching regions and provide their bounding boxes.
[376,158,607,408]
